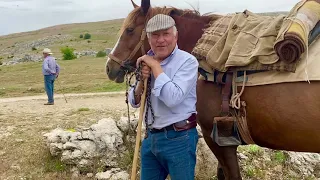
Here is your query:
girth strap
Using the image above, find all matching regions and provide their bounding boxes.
[221,72,233,116]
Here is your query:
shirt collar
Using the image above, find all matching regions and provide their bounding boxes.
[146,44,178,65]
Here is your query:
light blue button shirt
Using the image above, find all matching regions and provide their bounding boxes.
[42,56,60,76]
[128,45,199,129]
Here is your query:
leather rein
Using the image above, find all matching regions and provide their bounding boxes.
[107,28,148,137]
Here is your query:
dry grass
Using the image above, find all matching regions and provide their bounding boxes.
[0,94,130,180]
[0,56,126,98]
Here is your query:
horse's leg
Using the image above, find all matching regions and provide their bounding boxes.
[201,127,241,180]
[197,80,241,180]
[217,162,225,180]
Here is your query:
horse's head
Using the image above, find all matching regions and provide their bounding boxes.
[106,0,153,83]
[106,0,219,83]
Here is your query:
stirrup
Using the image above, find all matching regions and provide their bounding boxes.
[211,116,242,146]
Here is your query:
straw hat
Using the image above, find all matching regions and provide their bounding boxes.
[43,48,53,55]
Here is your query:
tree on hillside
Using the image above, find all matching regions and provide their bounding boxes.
[60,47,76,60]
[84,33,91,39]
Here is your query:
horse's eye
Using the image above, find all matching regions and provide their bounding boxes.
[126,28,134,33]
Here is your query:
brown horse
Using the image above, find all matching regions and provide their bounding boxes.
[105,0,320,179]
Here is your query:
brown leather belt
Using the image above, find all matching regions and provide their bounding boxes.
[149,113,197,133]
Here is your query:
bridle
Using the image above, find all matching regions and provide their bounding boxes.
[107,28,147,73]
[107,28,148,137]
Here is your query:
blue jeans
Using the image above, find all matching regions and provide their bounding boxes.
[44,75,55,103]
[140,127,199,180]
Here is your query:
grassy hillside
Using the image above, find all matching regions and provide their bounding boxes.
[0,19,124,56]
[0,19,123,60]
[0,19,126,98]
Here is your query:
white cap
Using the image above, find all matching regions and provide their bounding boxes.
[43,48,53,55]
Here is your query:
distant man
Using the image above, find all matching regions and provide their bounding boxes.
[42,48,60,105]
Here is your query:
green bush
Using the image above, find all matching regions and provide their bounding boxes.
[96,51,106,57]
[0,60,2,65]
[79,34,83,38]
[32,47,37,51]
[60,47,76,60]
[84,33,91,39]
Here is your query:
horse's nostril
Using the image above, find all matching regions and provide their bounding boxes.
[106,65,110,74]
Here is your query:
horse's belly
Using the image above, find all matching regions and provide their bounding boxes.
[242,82,320,152]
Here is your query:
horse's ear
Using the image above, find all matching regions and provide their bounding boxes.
[170,10,181,16]
[131,0,138,8]
[141,0,150,15]
[170,10,177,16]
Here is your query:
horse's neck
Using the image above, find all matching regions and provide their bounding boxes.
[173,15,211,53]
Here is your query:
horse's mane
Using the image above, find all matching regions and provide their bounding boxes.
[119,6,220,35]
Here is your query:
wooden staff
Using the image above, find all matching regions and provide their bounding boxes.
[131,79,148,180]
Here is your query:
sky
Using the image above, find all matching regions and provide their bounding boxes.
[0,0,300,36]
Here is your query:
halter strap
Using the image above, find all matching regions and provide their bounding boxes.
[108,53,122,65]
[108,28,147,67]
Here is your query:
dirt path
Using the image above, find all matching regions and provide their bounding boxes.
[0,91,126,103]
[0,92,139,180]
[0,92,131,114]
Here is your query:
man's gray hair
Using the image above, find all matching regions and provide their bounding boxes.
[147,26,177,39]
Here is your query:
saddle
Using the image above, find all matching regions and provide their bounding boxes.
[208,71,255,146]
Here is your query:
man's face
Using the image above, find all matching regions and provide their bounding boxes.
[43,53,48,58]
[148,27,178,60]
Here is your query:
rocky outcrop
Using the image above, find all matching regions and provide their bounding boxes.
[3,54,43,65]
[43,118,124,172]
[74,50,97,58]
[43,117,320,180]
[0,34,73,56]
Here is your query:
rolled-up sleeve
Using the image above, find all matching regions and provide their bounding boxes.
[152,73,171,96]
[152,57,199,108]
[128,87,141,108]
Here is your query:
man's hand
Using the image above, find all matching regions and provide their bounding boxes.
[133,64,149,105]
[56,73,59,78]
[140,63,151,81]
[136,55,163,79]
[137,55,160,69]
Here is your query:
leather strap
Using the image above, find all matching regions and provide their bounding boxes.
[216,72,225,85]
[108,28,147,67]
[221,73,233,116]
[108,53,123,65]
[149,113,197,133]
[127,29,147,60]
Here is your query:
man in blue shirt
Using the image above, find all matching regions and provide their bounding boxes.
[42,48,60,105]
[128,14,199,180]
